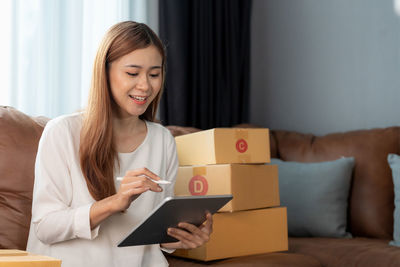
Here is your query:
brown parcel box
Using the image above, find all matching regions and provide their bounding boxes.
[172,207,288,261]
[174,164,280,212]
[175,128,270,166]
[0,250,61,267]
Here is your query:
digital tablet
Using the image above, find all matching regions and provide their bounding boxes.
[117,194,233,247]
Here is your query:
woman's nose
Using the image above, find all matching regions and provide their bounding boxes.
[136,74,150,91]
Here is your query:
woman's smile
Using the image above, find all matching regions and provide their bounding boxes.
[129,94,148,105]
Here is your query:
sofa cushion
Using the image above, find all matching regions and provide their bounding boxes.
[270,128,400,239]
[387,153,400,247]
[289,237,400,267]
[271,157,354,238]
[0,106,48,249]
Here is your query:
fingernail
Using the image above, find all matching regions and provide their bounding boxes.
[158,187,162,192]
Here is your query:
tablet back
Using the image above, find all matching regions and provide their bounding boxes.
[118,195,233,247]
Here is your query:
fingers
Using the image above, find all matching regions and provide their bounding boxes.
[121,186,149,196]
[167,227,205,249]
[167,217,213,249]
[178,222,210,241]
[120,168,163,193]
[113,168,163,212]
[200,213,213,234]
[122,179,162,193]
[126,167,162,182]
[111,183,150,212]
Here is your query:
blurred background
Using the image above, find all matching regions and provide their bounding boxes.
[1,0,400,135]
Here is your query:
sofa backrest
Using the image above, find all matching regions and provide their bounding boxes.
[0,106,48,249]
[269,128,400,239]
[1,106,397,249]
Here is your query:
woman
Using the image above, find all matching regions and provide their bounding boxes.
[27,21,212,267]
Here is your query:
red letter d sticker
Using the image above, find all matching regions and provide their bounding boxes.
[189,175,208,195]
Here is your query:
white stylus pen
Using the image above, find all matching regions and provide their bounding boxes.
[116,176,171,184]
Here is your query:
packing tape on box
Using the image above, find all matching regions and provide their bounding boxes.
[193,166,207,176]
[235,129,249,139]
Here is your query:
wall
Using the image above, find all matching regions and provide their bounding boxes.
[250,0,400,135]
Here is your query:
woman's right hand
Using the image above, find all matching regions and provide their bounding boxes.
[112,168,163,212]
[90,167,163,230]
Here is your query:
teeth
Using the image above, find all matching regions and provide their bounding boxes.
[131,95,146,101]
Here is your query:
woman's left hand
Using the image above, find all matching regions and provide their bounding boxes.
[161,212,213,249]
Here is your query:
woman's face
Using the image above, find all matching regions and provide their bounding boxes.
[108,45,163,119]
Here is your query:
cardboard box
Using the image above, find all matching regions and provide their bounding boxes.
[0,250,61,267]
[174,164,280,212]
[175,128,270,166]
[173,207,288,261]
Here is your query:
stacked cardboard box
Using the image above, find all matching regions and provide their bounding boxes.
[0,250,61,267]
[172,128,288,261]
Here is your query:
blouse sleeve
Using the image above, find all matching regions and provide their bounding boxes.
[30,119,99,245]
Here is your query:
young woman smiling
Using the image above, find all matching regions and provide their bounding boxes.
[26,21,213,267]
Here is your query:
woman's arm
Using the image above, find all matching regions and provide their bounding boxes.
[31,120,98,244]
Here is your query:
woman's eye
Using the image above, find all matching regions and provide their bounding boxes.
[149,73,160,78]
[126,72,138,77]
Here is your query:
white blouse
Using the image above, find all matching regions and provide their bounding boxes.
[27,113,178,267]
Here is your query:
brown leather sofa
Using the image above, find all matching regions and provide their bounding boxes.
[1,106,400,266]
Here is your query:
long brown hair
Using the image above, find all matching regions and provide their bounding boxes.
[80,21,166,201]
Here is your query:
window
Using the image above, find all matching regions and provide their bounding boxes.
[0,0,157,118]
